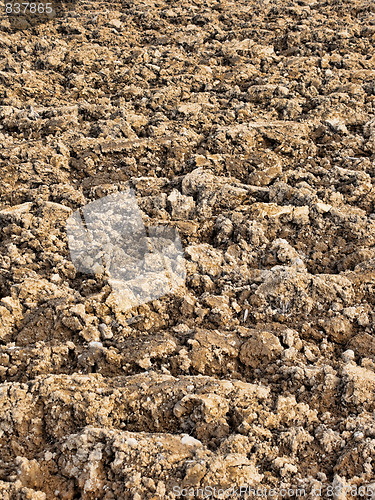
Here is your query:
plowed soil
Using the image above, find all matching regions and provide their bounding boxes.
[1,0,375,498]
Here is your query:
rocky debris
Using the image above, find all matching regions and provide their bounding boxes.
[342,363,375,409]
[0,480,46,500]
[52,426,262,499]
[0,0,375,497]
[239,329,283,369]
[166,189,195,220]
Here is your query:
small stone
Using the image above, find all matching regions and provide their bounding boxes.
[353,431,364,440]
[342,349,355,363]
[88,341,103,349]
[109,19,122,29]
[44,451,54,461]
[138,357,152,369]
[181,435,202,447]
[315,202,332,213]
[98,323,113,340]
[325,118,348,134]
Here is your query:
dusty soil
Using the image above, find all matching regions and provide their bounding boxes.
[0,0,375,498]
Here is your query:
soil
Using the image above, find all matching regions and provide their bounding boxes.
[0,0,375,498]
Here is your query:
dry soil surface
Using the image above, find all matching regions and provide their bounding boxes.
[1,0,375,498]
